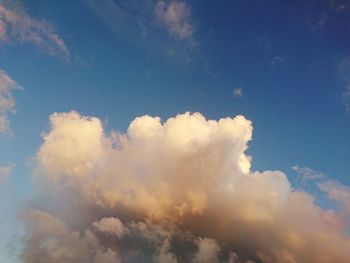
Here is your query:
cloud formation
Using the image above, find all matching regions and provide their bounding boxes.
[0,2,69,60]
[318,180,350,215]
[155,1,194,40]
[291,165,326,183]
[86,0,197,63]
[20,111,350,262]
[0,69,20,135]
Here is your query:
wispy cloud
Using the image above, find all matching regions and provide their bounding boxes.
[304,0,349,33]
[0,2,69,60]
[0,163,15,181]
[0,69,20,135]
[154,1,194,41]
[232,86,243,98]
[292,165,326,183]
[270,56,285,68]
[318,180,350,215]
[86,0,197,63]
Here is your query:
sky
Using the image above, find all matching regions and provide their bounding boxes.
[0,0,350,262]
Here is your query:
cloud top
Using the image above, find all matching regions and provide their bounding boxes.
[20,111,350,262]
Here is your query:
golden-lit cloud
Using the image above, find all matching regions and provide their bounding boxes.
[0,2,69,60]
[21,111,350,262]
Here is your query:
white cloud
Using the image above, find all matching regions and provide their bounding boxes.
[155,1,194,40]
[0,69,20,135]
[0,2,69,60]
[20,111,350,262]
[0,163,15,181]
[292,165,326,183]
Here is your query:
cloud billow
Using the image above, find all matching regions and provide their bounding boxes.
[20,111,350,263]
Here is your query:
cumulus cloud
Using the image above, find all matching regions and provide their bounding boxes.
[92,217,128,239]
[0,163,15,181]
[0,69,20,135]
[20,111,350,262]
[155,1,194,40]
[193,238,220,263]
[0,2,69,60]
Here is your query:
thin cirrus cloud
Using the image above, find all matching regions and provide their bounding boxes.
[291,165,326,183]
[0,69,20,135]
[0,2,69,61]
[19,110,350,263]
[154,0,194,41]
[86,0,197,61]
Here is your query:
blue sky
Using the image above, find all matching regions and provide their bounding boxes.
[0,0,350,262]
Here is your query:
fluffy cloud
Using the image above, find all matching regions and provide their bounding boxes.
[155,1,194,40]
[0,69,20,135]
[21,111,350,262]
[192,238,220,263]
[92,217,128,239]
[0,2,69,60]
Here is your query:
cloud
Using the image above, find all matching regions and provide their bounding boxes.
[0,163,15,181]
[0,2,69,60]
[291,165,326,183]
[86,0,197,63]
[233,86,243,98]
[20,111,350,262]
[270,56,285,67]
[0,69,20,135]
[304,0,349,33]
[318,180,350,215]
[192,238,220,263]
[92,217,128,239]
[154,1,194,40]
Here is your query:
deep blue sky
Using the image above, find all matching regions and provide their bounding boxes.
[0,0,349,261]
